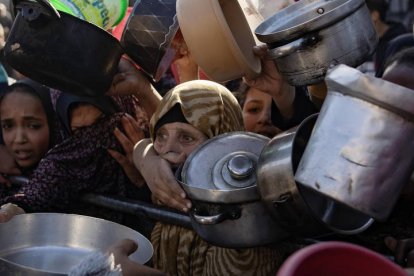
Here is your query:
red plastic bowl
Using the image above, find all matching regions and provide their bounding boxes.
[277,241,406,276]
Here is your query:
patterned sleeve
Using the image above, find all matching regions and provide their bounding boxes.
[2,159,78,213]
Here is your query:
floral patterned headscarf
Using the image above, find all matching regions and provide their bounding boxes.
[150,80,244,140]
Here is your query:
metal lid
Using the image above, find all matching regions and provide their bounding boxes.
[180,131,269,203]
[255,0,364,44]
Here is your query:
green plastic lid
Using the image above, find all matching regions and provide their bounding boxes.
[49,0,76,16]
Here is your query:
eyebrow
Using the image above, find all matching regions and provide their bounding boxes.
[1,116,44,122]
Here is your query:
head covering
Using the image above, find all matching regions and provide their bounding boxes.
[0,79,59,148]
[56,93,120,138]
[150,80,244,141]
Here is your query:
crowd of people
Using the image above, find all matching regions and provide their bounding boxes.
[0,0,413,275]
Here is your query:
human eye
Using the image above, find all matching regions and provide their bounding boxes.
[1,121,12,130]
[155,130,168,143]
[180,134,196,144]
[245,103,262,114]
[27,122,43,130]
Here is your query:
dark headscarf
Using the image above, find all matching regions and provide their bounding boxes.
[0,79,59,149]
[56,93,120,138]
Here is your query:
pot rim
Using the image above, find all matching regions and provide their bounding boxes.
[255,0,364,44]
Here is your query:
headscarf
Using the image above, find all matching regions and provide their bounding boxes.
[0,79,60,149]
[150,80,244,141]
[56,93,120,138]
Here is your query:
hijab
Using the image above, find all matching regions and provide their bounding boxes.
[56,93,120,138]
[150,80,244,141]
[0,79,59,149]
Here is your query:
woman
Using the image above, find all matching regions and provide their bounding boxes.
[133,80,282,275]
[0,92,149,222]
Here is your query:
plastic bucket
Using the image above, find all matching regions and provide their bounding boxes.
[49,0,128,29]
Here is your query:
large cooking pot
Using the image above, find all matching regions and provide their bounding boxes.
[254,0,378,86]
[257,114,373,236]
[179,131,289,248]
[0,213,153,275]
[4,0,124,96]
[295,65,414,221]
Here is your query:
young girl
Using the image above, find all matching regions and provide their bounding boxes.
[0,79,58,179]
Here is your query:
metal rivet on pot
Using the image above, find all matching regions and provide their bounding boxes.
[317,8,324,14]
[227,154,254,180]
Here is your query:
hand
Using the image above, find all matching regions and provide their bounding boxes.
[0,203,25,223]
[172,40,199,83]
[108,114,146,188]
[107,239,165,276]
[107,57,162,118]
[0,145,21,188]
[244,44,296,119]
[243,44,285,98]
[133,139,192,212]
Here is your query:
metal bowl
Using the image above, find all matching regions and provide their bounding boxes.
[0,213,153,275]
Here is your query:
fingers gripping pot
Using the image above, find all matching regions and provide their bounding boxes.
[257,114,373,237]
[295,65,414,221]
[179,132,289,248]
[255,0,378,86]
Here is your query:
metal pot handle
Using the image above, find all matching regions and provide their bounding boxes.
[13,0,60,20]
[266,34,319,59]
[191,208,241,225]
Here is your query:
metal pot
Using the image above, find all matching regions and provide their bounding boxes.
[180,131,289,248]
[295,65,414,221]
[121,0,180,82]
[4,0,124,96]
[257,114,374,236]
[254,0,378,86]
[0,213,153,275]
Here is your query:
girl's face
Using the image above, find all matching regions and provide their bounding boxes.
[242,87,281,138]
[0,91,50,169]
[154,122,207,168]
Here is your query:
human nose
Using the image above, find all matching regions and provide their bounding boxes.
[258,108,272,125]
[159,136,180,155]
[14,128,28,144]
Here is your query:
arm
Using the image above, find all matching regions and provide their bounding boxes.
[133,139,192,212]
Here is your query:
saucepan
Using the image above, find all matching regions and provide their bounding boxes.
[0,213,153,275]
[5,0,124,96]
[255,0,378,86]
[257,114,374,236]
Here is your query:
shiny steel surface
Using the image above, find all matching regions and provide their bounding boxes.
[181,131,269,203]
[257,114,373,236]
[255,0,377,86]
[255,0,364,43]
[0,213,153,274]
[296,66,414,221]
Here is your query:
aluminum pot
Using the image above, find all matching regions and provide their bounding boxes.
[0,213,153,275]
[254,0,378,86]
[295,65,414,221]
[180,131,290,248]
[257,114,374,236]
[5,0,124,96]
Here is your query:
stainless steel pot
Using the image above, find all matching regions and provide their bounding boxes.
[255,0,378,86]
[180,132,289,248]
[257,114,374,236]
[0,213,153,275]
[295,65,414,221]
